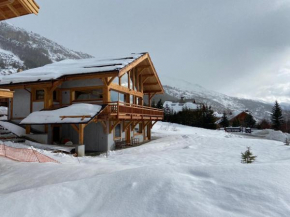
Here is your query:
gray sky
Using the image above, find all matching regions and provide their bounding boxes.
[7,0,290,103]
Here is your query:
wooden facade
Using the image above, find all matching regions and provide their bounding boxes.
[0,53,164,153]
[0,0,39,21]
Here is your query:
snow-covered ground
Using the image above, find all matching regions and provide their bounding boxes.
[1,122,290,217]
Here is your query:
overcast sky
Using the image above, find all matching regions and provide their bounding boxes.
[7,0,290,103]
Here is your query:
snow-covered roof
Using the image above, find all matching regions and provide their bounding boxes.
[0,53,145,85]
[164,101,198,113]
[20,104,103,125]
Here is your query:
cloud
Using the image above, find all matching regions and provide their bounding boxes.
[7,0,290,103]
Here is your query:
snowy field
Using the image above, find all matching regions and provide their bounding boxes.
[1,122,290,217]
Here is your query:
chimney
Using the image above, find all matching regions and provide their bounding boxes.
[180,96,185,103]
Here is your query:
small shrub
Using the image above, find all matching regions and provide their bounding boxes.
[241,147,257,164]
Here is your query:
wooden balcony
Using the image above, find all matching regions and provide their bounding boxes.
[98,102,164,120]
[47,101,164,121]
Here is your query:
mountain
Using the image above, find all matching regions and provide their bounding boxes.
[0,22,92,75]
[156,76,276,120]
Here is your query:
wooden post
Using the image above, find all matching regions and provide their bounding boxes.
[79,124,85,144]
[148,122,152,140]
[25,125,31,134]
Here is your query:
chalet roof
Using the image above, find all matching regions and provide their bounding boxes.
[0,52,164,94]
[20,104,103,125]
[0,0,39,21]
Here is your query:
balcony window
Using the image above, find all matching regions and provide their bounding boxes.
[120,73,128,88]
[75,89,103,101]
[110,91,125,102]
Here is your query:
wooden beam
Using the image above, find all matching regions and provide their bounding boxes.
[143,82,159,86]
[151,121,158,128]
[131,121,141,131]
[71,124,79,133]
[25,125,31,134]
[60,115,91,120]
[109,120,120,133]
[123,120,133,132]
[107,76,117,86]
[142,121,151,130]
[100,120,107,134]
[7,4,20,16]
[119,54,148,77]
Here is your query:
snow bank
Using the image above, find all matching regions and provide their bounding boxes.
[1,122,290,217]
[0,107,7,115]
[0,121,25,136]
[252,129,290,142]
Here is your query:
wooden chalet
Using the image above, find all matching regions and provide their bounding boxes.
[0,53,164,156]
[0,0,39,21]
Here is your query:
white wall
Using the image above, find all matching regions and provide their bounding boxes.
[12,89,30,118]
[61,78,103,89]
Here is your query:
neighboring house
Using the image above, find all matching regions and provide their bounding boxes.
[0,0,39,21]
[163,100,199,113]
[0,53,164,156]
[215,110,251,126]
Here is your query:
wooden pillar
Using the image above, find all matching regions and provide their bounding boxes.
[148,93,151,107]
[79,124,85,144]
[148,122,152,140]
[25,125,31,134]
[9,97,13,121]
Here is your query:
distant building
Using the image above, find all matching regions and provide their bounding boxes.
[163,100,199,113]
[215,110,252,126]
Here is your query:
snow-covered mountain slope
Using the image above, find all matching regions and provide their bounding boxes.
[159,76,274,120]
[0,22,92,75]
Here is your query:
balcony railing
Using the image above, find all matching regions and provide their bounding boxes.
[48,101,164,120]
[99,101,164,120]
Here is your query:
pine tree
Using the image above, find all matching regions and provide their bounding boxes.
[271,101,284,130]
[241,147,257,164]
[156,99,164,109]
[244,114,256,128]
[220,112,229,128]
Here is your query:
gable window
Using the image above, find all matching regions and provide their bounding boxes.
[74,89,103,101]
[114,124,121,139]
[35,90,44,100]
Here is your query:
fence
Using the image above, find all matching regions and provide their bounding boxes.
[0,144,59,163]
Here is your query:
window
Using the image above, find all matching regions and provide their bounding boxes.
[134,123,142,134]
[120,73,128,88]
[115,124,121,139]
[130,95,134,104]
[53,91,59,101]
[110,91,125,102]
[35,90,44,100]
[75,89,103,101]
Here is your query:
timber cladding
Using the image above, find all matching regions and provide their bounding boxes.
[0,0,39,21]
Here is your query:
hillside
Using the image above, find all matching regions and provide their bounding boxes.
[0,22,92,76]
[156,76,275,120]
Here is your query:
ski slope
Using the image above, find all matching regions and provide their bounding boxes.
[0,122,290,217]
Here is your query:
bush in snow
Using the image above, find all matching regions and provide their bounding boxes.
[241,147,257,164]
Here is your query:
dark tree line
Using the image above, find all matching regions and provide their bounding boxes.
[164,105,217,130]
